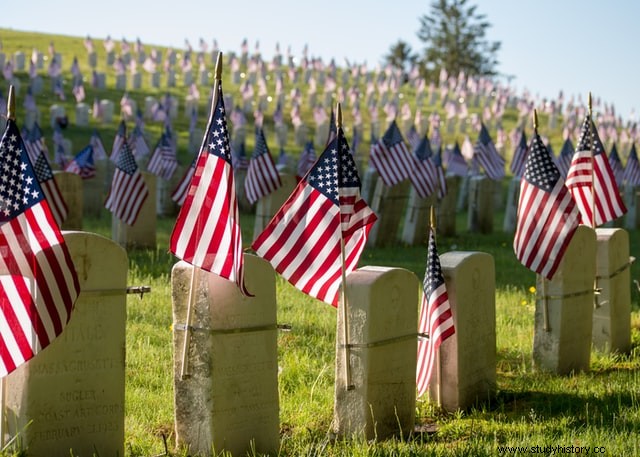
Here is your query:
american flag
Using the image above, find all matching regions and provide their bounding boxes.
[608,143,624,188]
[171,158,196,206]
[147,132,178,180]
[408,135,437,199]
[90,129,108,161]
[104,139,149,226]
[0,118,80,377]
[169,81,249,295]
[416,228,455,398]
[65,144,96,179]
[252,127,377,306]
[31,143,68,227]
[406,125,421,150]
[296,140,317,179]
[473,123,505,180]
[326,109,337,146]
[370,120,413,186]
[555,138,574,179]
[433,146,448,199]
[129,124,150,159]
[514,131,580,280]
[566,116,626,226]
[510,130,528,178]
[231,142,250,171]
[244,127,282,205]
[110,120,127,163]
[444,142,469,178]
[624,143,640,187]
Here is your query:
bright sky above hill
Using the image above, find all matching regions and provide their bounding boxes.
[2,0,639,122]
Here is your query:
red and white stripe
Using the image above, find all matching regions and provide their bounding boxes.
[370,141,412,187]
[104,168,148,226]
[40,177,68,227]
[171,164,195,206]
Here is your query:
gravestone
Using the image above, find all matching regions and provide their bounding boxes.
[106,51,115,66]
[367,179,410,247]
[400,187,435,245]
[83,159,109,218]
[0,52,5,70]
[132,72,142,90]
[25,109,39,130]
[95,72,106,89]
[115,74,126,90]
[183,70,193,86]
[333,266,419,440]
[49,104,66,128]
[3,231,127,457]
[167,69,176,87]
[54,171,83,230]
[200,69,209,86]
[144,96,157,119]
[503,177,521,234]
[99,99,114,123]
[156,177,178,217]
[593,228,632,354]
[75,103,89,127]
[456,175,470,211]
[111,171,156,249]
[361,168,378,207]
[467,175,494,234]
[172,255,279,456]
[533,226,596,374]
[437,175,460,237]
[433,251,496,411]
[252,173,297,240]
[14,51,26,71]
[31,76,44,95]
[623,186,639,230]
[151,72,161,88]
[88,51,97,68]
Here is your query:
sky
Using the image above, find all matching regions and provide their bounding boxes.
[2,0,639,122]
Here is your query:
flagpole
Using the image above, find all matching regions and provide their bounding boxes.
[533,110,550,331]
[180,52,223,380]
[336,103,354,391]
[0,85,16,448]
[587,93,601,308]
[430,205,443,406]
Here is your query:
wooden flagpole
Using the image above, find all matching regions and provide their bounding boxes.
[430,205,444,406]
[533,110,550,331]
[587,93,601,308]
[336,102,354,391]
[179,52,223,380]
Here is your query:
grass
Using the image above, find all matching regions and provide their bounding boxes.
[1,28,640,457]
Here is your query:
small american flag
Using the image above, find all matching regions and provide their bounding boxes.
[90,129,108,161]
[555,138,574,179]
[608,143,624,188]
[433,146,448,199]
[473,123,505,180]
[623,143,640,187]
[110,120,127,163]
[130,124,150,159]
[416,227,455,398]
[65,144,96,179]
[370,120,413,186]
[510,130,528,178]
[244,127,282,205]
[169,81,249,295]
[252,127,377,306]
[105,139,149,226]
[147,132,178,180]
[171,158,196,206]
[296,141,317,179]
[566,116,626,226]
[444,142,469,178]
[514,131,580,279]
[0,118,80,377]
[32,145,68,227]
[408,136,438,199]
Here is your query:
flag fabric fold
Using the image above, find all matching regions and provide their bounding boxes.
[65,144,96,179]
[0,118,80,377]
[623,143,640,187]
[510,130,528,178]
[408,135,438,199]
[252,127,377,307]
[473,123,505,180]
[244,127,282,205]
[369,120,413,187]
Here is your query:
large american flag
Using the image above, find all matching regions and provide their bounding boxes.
[555,138,574,179]
[244,127,282,205]
[252,128,377,306]
[510,130,528,178]
[0,118,80,377]
[104,139,149,226]
[566,116,626,226]
[473,123,505,180]
[169,81,249,295]
[147,132,178,180]
[624,143,640,187]
[408,135,437,199]
[65,144,96,179]
[514,131,580,280]
[370,120,413,187]
[416,228,455,398]
[171,158,196,206]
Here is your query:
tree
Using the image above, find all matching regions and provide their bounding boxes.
[384,40,418,77]
[417,0,500,80]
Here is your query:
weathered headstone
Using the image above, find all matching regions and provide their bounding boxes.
[144,96,157,119]
[533,225,596,374]
[401,187,435,245]
[333,266,419,440]
[14,51,26,71]
[131,72,142,90]
[437,175,460,237]
[433,251,496,411]
[115,74,126,90]
[111,171,156,249]
[75,103,89,127]
[623,186,639,230]
[95,72,106,89]
[88,51,97,68]
[252,173,297,240]
[106,50,115,66]
[99,99,114,123]
[3,231,127,457]
[82,159,109,218]
[54,171,83,230]
[456,175,470,211]
[467,175,494,234]
[49,104,66,128]
[151,71,161,88]
[167,69,176,87]
[172,255,279,456]
[593,228,632,353]
[156,177,178,217]
[503,177,521,234]
[367,179,410,247]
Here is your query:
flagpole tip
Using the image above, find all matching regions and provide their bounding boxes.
[533,109,538,131]
[215,52,223,80]
[588,92,592,116]
[430,206,436,230]
[7,85,15,121]
[336,102,342,129]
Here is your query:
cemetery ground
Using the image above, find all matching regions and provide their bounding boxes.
[18,208,631,457]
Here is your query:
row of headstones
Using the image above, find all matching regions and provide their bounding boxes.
[1,50,61,72]
[3,222,631,456]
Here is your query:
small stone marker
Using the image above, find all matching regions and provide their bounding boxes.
[3,231,128,457]
[131,72,142,90]
[14,51,25,71]
[437,175,460,237]
[503,177,521,233]
[593,228,632,353]
[75,103,89,127]
[401,187,435,245]
[433,251,496,411]
[49,104,66,128]
[111,171,156,248]
[533,225,596,374]
[82,159,109,218]
[115,74,126,90]
[467,175,494,233]
[172,255,279,456]
[54,171,82,230]
[624,186,639,230]
[252,173,296,240]
[333,266,419,440]
[99,99,114,123]
[367,179,410,247]
[151,71,160,88]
